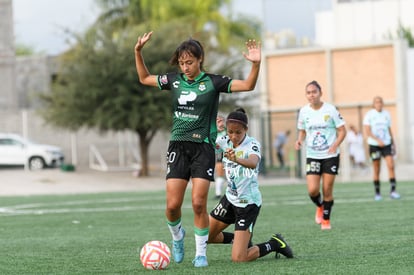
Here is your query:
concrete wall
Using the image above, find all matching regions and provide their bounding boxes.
[261,41,412,172]
[0,0,16,109]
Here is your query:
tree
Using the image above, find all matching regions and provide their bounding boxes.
[39,0,261,176]
[40,24,177,176]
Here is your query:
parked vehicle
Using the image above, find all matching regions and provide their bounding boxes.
[0,133,64,170]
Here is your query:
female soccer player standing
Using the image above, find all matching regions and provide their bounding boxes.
[134,32,261,267]
[208,108,293,262]
[363,96,400,200]
[295,81,346,230]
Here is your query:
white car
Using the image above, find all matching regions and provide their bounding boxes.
[0,133,65,170]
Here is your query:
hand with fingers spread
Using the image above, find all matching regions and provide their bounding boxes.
[135,31,153,52]
[242,40,261,64]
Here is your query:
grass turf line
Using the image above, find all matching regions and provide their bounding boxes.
[0,181,413,274]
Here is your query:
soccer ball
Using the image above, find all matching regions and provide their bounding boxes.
[139,240,171,270]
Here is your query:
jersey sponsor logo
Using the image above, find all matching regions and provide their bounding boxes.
[174,111,199,120]
[160,75,168,85]
[178,91,197,105]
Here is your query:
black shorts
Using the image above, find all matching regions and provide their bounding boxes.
[306,155,340,176]
[210,195,260,231]
[166,141,215,181]
[369,144,393,160]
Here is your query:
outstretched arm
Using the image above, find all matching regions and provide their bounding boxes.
[134,31,158,87]
[230,40,261,92]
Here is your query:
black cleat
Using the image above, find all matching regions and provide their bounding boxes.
[270,233,294,258]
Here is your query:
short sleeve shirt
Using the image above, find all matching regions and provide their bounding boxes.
[157,72,232,145]
[216,134,262,207]
[297,102,346,159]
[363,109,392,146]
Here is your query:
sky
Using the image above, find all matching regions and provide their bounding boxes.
[12,0,332,55]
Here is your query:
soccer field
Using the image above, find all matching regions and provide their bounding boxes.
[0,180,413,274]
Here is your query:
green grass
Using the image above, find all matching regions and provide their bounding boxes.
[0,180,413,274]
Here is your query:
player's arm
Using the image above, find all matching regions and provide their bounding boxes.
[134,32,158,87]
[329,125,347,154]
[295,129,306,150]
[230,40,261,92]
[225,149,259,169]
[364,124,384,146]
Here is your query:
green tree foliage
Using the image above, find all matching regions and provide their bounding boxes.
[15,43,36,56]
[386,22,414,47]
[40,24,177,175]
[40,0,261,176]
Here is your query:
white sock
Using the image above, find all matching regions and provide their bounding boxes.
[194,227,209,257]
[167,220,184,241]
[215,177,225,196]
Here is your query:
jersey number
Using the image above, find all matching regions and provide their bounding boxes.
[308,161,321,173]
[213,203,227,217]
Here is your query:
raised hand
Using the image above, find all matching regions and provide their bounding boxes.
[242,39,261,63]
[135,31,153,52]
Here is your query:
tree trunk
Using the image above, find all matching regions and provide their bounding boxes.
[138,132,149,176]
[136,129,158,177]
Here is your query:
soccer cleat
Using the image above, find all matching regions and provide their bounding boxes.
[315,206,323,224]
[321,219,331,230]
[172,228,185,263]
[374,194,382,201]
[270,233,294,258]
[192,255,208,267]
[390,192,401,199]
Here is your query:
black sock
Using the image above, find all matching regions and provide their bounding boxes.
[257,242,274,258]
[310,193,322,207]
[322,200,334,220]
[222,232,234,244]
[374,180,380,195]
[390,178,396,192]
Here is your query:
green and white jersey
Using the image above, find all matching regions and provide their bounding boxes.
[158,72,232,145]
[363,109,392,146]
[215,128,227,154]
[216,134,262,208]
[297,102,345,159]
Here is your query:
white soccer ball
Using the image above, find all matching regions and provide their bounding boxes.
[139,240,171,270]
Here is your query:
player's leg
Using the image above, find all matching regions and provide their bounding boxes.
[166,178,188,263]
[232,229,253,262]
[369,145,382,200]
[321,173,336,230]
[306,166,323,224]
[384,154,400,199]
[214,161,225,198]
[191,178,210,267]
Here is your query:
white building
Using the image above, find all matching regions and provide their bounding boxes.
[315,0,414,46]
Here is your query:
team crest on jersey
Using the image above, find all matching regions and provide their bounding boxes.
[324,115,330,122]
[199,82,206,92]
[236,151,244,159]
[159,75,168,85]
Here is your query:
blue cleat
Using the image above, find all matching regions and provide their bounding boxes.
[192,255,208,267]
[172,228,185,263]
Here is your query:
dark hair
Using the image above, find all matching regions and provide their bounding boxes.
[226,107,248,128]
[306,80,322,91]
[169,38,205,71]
